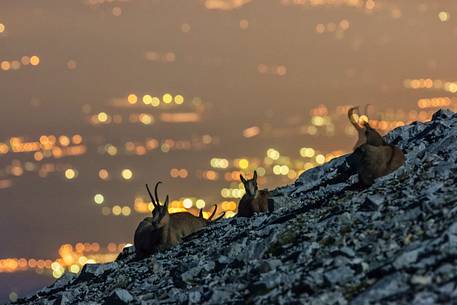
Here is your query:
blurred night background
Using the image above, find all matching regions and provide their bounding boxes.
[1,0,457,302]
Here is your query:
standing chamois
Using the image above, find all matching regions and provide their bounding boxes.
[237,170,274,217]
[134,182,224,258]
[347,106,405,186]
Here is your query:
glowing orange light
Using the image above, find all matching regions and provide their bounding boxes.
[72,135,83,145]
[30,56,40,66]
[128,94,138,104]
[1,61,11,71]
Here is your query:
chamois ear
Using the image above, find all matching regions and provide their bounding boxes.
[240,174,247,184]
[158,195,170,226]
[163,195,169,210]
[253,170,257,181]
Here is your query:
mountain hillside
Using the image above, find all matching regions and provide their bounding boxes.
[12,109,457,305]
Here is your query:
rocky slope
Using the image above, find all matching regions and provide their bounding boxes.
[12,109,457,305]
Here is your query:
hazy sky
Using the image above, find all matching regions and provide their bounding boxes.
[1,0,457,301]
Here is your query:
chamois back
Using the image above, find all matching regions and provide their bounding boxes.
[353,144,405,186]
[162,205,223,248]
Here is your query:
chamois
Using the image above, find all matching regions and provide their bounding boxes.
[348,106,385,149]
[347,106,405,186]
[352,144,405,186]
[237,171,274,217]
[134,182,224,258]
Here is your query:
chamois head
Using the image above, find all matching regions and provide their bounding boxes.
[134,181,170,258]
[240,171,258,197]
[348,105,385,149]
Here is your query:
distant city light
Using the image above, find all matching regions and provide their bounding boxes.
[174,95,184,104]
[97,112,108,123]
[151,97,160,107]
[267,148,280,160]
[143,95,152,104]
[121,169,133,180]
[183,198,193,209]
[210,158,229,169]
[163,93,173,104]
[59,136,70,146]
[128,94,138,104]
[64,169,77,180]
[238,159,249,169]
[121,206,131,216]
[94,194,104,204]
[300,147,316,158]
[196,199,206,209]
[98,169,109,180]
[72,135,83,144]
[315,154,326,165]
[438,11,450,22]
[70,264,80,273]
[30,56,40,66]
[8,292,17,303]
[112,205,122,215]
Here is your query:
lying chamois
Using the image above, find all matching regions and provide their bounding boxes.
[134,182,224,258]
[348,106,385,149]
[237,170,274,217]
[352,144,405,186]
[347,106,405,186]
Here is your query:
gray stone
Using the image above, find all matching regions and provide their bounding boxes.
[325,265,354,285]
[393,247,422,269]
[102,289,134,305]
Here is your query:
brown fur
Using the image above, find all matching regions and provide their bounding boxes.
[347,106,405,185]
[237,171,273,217]
[134,182,223,258]
[354,144,405,186]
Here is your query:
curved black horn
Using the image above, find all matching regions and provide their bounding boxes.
[208,205,218,221]
[348,106,363,130]
[145,184,157,208]
[154,181,163,206]
[213,212,225,222]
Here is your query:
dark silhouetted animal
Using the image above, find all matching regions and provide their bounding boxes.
[347,105,405,186]
[134,182,223,258]
[237,171,274,217]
